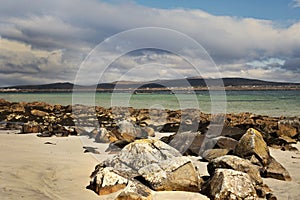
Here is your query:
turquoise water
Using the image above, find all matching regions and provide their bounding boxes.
[1,90,299,117]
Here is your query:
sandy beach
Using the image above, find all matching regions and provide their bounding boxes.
[0,132,101,200]
[0,132,299,200]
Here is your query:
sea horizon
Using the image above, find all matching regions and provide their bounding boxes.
[1,89,299,117]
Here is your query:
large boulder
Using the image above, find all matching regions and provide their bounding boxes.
[235,128,270,166]
[138,157,201,192]
[106,139,182,177]
[203,169,258,200]
[207,155,263,185]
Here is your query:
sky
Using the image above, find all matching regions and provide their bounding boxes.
[0,0,300,86]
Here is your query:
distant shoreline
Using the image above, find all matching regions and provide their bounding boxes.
[1,85,300,93]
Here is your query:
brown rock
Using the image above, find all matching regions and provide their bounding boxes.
[255,184,274,199]
[235,128,270,166]
[202,149,229,162]
[213,136,239,151]
[30,109,48,117]
[115,181,152,200]
[21,122,42,133]
[11,103,25,113]
[278,135,297,144]
[220,126,246,141]
[95,127,110,143]
[277,120,298,138]
[88,166,128,195]
[74,126,89,136]
[142,126,155,137]
[0,98,10,106]
[164,131,206,156]
[264,156,292,181]
[138,157,201,192]
[26,101,53,111]
[204,169,257,200]
[207,155,263,185]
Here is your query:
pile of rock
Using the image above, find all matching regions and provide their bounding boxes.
[88,139,202,199]
[88,128,291,199]
[0,99,299,150]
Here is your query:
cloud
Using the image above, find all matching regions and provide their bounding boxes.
[292,0,300,8]
[0,38,79,86]
[0,0,300,86]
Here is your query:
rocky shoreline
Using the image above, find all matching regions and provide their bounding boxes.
[0,98,299,199]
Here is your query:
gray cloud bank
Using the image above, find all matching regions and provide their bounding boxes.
[0,0,299,86]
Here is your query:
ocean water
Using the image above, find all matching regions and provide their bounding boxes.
[1,90,299,117]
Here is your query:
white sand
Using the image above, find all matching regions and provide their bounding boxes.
[0,132,299,200]
[0,133,101,200]
[263,143,300,200]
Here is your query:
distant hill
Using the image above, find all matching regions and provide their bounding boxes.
[6,82,76,90]
[1,78,300,91]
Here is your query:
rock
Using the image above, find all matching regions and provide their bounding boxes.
[90,139,202,194]
[264,156,291,181]
[212,136,239,151]
[281,144,298,151]
[21,122,42,133]
[235,128,270,166]
[269,135,297,149]
[278,135,297,144]
[220,126,246,141]
[277,120,298,138]
[52,124,70,136]
[83,146,101,154]
[142,126,155,137]
[255,184,274,199]
[203,169,257,200]
[115,181,152,200]
[0,98,10,106]
[5,122,23,130]
[202,149,229,162]
[95,127,110,143]
[88,166,128,195]
[11,103,25,113]
[266,193,278,200]
[162,131,206,156]
[138,156,201,192]
[74,126,89,136]
[26,101,54,111]
[89,128,99,138]
[105,140,130,153]
[30,109,49,117]
[207,155,263,185]
[116,120,140,142]
[37,131,53,137]
[107,139,182,177]
[161,122,180,132]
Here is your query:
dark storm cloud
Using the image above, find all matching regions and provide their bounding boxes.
[282,58,300,72]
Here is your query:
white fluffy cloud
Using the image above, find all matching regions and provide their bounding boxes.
[0,0,299,86]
